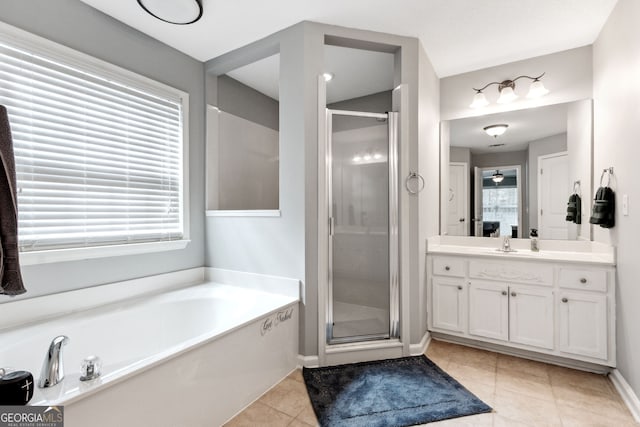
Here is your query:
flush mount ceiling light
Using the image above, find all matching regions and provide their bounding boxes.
[323,72,335,82]
[483,124,509,137]
[137,0,203,25]
[470,72,549,108]
[491,170,505,183]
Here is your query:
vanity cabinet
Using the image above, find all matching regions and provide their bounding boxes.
[427,253,615,367]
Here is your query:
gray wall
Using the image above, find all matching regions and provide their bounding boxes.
[328,90,392,113]
[450,147,471,164]
[593,0,640,401]
[528,133,567,231]
[0,0,205,301]
[218,75,279,131]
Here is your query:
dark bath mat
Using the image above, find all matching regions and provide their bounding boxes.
[302,355,492,427]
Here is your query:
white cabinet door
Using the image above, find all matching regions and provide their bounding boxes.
[469,280,508,341]
[509,285,554,349]
[558,291,608,360]
[432,277,466,333]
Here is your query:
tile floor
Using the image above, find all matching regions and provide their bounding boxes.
[225,339,638,426]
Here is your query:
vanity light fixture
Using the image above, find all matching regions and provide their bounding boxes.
[137,0,203,25]
[483,124,509,137]
[491,170,505,183]
[470,72,549,108]
[323,72,335,82]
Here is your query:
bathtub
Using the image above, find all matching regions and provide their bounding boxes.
[0,268,300,427]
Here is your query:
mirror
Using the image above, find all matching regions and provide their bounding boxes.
[441,99,593,240]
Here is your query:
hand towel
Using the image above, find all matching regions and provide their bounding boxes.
[565,194,582,224]
[0,105,26,295]
[589,186,615,229]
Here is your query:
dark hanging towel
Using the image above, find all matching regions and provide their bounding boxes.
[565,194,582,224]
[0,105,26,295]
[589,187,615,229]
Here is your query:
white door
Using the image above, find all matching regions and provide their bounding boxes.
[539,153,569,239]
[432,277,467,333]
[509,285,554,349]
[469,280,509,341]
[447,163,468,236]
[472,166,483,236]
[558,291,608,360]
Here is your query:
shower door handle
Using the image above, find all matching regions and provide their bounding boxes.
[329,217,334,236]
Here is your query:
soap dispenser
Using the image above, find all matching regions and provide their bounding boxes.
[530,228,539,252]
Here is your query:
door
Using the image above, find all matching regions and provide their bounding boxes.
[326,109,399,344]
[472,167,483,236]
[447,163,468,236]
[539,152,569,239]
[509,285,554,349]
[432,277,467,333]
[469,280,509,341]
[558,291,608,360]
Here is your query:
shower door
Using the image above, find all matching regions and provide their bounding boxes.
[326,109,399,344]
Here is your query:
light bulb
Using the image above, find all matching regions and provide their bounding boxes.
[373,153,383,160]
[470,92,489,108]
[497,86,518,104]
[483,124,509,137]
[363,154,372,161]
[323,72,334,82]
[527,80,549,98]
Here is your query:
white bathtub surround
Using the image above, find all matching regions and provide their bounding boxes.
[205,267,302,302]
[0,269,300,427]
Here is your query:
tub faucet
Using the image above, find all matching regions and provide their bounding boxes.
[38,335,69,388]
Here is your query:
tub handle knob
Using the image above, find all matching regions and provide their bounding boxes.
[80,355,102,382]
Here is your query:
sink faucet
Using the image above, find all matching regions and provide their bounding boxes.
[502,236,511,252]
[38,335,69,388]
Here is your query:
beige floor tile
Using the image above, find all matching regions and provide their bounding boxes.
[548,365,614,393]
[449,346,498,371]
[496,367,555,402]
[294,403,318,427]
[552,382,626,415]
[558,404,639,426]
[425,412,493,426]
[493,391,562,425]
[287,369,304,383]
[492,414,537,427]
[224,401,293,427]
[496,353,550,380]
[288,419,315,427]
[427,352,451,370]
[259,378,312,418]
[445,361,497,388]
[458,380,496,407]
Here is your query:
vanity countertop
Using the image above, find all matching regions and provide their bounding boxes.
[427,236,616,266]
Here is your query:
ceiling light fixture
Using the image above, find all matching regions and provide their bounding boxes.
[323,72,335,82]
[470,72,549,108]
[483,124,509,137]
[491,170,505,183]
[137,0,203,25]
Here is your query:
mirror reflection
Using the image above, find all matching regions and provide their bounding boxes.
[442,100,593,240]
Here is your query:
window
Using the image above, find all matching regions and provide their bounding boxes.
[0,24,188,262]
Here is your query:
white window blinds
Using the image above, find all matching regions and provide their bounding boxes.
[0,39,185,252]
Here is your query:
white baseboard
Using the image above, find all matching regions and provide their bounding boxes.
[410,331,431,356]
[297,354,319,368]
[610,369,640,423]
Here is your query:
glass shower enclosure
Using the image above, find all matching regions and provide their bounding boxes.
[326,109,399,344]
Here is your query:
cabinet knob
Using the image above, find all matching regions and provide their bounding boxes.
[501,290,507,296]
[562,297,569,303]
[445,266,450,271]
[580,278,587,284]
[511,292,517,297]
[457,285,463,290]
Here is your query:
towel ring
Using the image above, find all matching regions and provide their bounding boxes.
[405,172,425,195]
[599,167,614,187]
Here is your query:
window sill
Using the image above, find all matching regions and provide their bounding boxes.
[20,240,191,266]
[206,210,281,217]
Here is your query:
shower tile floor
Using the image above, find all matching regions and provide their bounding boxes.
[332,301,388,338]
[224,339,638,426]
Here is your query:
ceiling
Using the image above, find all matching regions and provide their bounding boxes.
[449,103,568,154]
[227,46,394,103]
[79,0,617,77]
